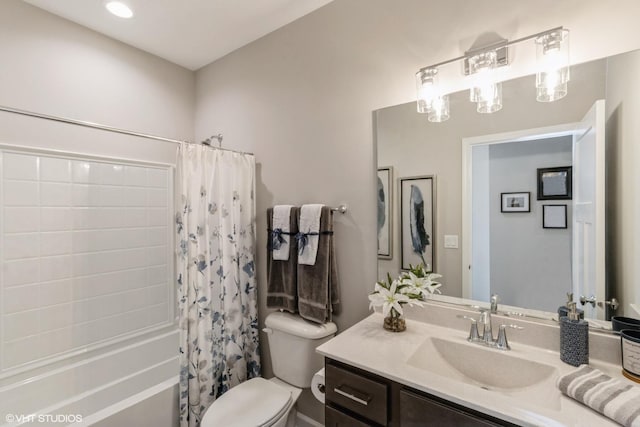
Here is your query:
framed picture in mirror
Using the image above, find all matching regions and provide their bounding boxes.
[400,175,435,271]
[377,167,393,259]
[543,204,568,229]
[537,166,572,200]
[501,192,530,213]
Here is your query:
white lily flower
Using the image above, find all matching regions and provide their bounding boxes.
[401,272,443,298]
[368,280,411,317]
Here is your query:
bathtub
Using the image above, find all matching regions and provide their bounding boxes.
[0,328,179,427]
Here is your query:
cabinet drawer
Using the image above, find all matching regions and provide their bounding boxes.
[326,364,388,425]
[325,405,371,427]
[400,389,502,427]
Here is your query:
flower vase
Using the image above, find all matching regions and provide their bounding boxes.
[383,309,406,332]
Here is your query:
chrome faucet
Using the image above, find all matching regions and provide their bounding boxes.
[479,310,493,344]
[457,310,523,351]
[490,294,499,314]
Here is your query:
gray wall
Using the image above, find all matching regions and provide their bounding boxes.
[194,0,640,422]
[489,137,573,312]
[376,61,606,298]
[606,50,640,317]
[0,0,195,164]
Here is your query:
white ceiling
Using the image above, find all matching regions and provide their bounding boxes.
[23,0,334,70]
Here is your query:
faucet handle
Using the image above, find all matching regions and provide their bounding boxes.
[457,315,480,342]
[495,324,524,351]
[496,325,510,350]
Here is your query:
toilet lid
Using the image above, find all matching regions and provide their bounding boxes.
[201,377,292,427]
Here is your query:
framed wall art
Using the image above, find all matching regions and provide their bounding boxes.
[400,175,435,271]
[537,166,572,200]
[501,192,531,213]
[377,166,393,259]
[543,204,568,229]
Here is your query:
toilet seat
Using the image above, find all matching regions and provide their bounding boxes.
[200,377,293,427]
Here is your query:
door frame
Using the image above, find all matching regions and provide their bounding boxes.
[461,122,580,300]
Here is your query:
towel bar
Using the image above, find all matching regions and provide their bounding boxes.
[331,205,347,214]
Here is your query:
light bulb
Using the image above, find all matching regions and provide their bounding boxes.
[105,1,134,18]
[416,68,449,121]
[428,95,450,122]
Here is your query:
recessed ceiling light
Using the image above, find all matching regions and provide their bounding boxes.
[105,1,134,19]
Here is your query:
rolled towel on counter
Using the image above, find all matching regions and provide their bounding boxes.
[557,364,640,427]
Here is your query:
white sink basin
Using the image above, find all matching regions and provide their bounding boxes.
[407,336,558,391]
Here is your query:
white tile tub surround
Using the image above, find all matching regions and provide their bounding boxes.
[0,330,179,427]
[0,150,174,372]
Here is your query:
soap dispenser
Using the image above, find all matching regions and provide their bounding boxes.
[558,292,584,319]
[560,301,589,366]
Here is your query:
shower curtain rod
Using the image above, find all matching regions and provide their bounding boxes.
[0,104,254,156]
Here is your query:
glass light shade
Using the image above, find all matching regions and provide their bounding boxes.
[476,82,502,113]
[537,82,568,102]
[427,95,450,122]
[416,68,440,113]
[468,51,503,113]
[535,29,570,102]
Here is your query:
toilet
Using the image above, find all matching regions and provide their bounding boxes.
[201,311,337,427]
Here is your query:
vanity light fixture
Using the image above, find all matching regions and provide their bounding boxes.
[105,1,134,19]
[415,27,570,120]
[415,68,450,122]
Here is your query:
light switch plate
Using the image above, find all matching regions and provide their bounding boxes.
[444,235,459,249]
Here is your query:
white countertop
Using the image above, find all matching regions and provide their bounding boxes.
[317,312,625,427]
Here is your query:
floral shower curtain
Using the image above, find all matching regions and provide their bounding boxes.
[176,143,260,427]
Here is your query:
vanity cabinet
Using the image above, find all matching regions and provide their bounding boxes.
[325,358,516,427]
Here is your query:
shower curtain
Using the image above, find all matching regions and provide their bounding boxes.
[176,143,260,427]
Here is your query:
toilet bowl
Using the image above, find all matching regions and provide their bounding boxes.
[200,377,301,427]
[200,312,337,427]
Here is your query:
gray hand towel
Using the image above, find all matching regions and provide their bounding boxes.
[297,206,340,324]
[557,364,640,427]
[266,206,299,313]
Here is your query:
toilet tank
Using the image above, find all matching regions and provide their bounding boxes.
[264,312,337,388]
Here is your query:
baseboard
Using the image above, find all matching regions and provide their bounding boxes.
[630,304,640,317]
[296,412,323,427]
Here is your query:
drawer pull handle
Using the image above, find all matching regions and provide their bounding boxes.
[334,385,372,406]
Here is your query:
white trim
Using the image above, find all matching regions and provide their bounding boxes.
[461,122,580,299]
[0,142,176,168]
[295,412,324,427]
[0,327,177,385]
[76,376,179,426]
[462,122,581,147]
[630,304,640,317]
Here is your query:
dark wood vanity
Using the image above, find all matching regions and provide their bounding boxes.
[324,358,517,427]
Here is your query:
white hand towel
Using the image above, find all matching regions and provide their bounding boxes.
[298,204,324,265]
[272,205,294,261]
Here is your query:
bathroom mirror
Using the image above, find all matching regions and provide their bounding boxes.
[375,48,640,324]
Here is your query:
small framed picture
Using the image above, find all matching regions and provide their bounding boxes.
[537,166,572,200]
[377,167,393,259]
[501,192,530,213]
[543,204,568,229]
